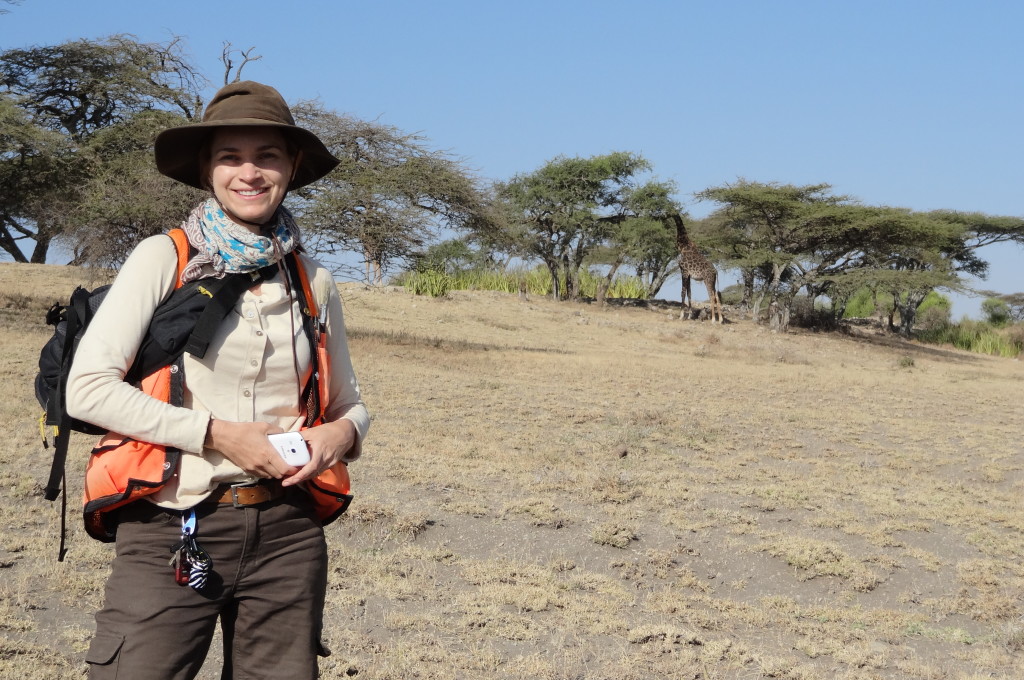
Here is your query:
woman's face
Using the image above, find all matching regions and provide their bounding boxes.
[207,127,295,230]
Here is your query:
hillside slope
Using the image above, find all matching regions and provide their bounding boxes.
[2,262,1022,679]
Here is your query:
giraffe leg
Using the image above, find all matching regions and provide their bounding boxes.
[705,280,721,323]
[680,276,691,320]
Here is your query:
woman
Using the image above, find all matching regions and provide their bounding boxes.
[66,81,369,679]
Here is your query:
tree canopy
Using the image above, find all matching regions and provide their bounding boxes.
[0,35,204,262]
[61,109,204,266]
[496,152,679,300]
[696,180,1023,333]
[289,101,494,283]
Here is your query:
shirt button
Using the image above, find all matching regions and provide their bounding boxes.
[245,311,255,319]
[243,389,251,397]
[256,330,264,336]
[250,360,258,367]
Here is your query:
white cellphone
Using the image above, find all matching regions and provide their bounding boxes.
[268,432,310,466]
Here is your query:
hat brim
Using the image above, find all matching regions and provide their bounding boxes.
[155,118,340,190]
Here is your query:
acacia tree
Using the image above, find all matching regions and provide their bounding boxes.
[980,292,1024,322]
[290,101,494,283]
[697,181,851,329]
[496,152,662,300]
[0,93,74,261]
[0,35,204,262]
[809,208,960,332]
[817,208,1023,334]
[586,180,681,304]
[699,180,1024,334]
[60,109,204,267]
[869,210,1022,334]
[589,215,679,303]
[700,182,920,331]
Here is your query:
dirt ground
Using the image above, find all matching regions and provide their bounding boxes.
[1,262,1023,679]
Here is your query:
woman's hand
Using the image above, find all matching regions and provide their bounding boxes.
[205,419,298,479]
[281,419,356,487]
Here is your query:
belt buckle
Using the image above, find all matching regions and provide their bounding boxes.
[230,481,260,508]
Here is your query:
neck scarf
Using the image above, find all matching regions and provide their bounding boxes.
[178,198,300,283]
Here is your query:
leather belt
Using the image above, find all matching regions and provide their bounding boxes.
[205,480,285,507]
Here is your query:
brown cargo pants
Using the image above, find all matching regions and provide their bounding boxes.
[85,488,328,680]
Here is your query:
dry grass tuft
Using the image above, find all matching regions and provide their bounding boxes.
[590,522,638,548]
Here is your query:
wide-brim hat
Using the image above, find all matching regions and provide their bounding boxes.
[155,81,339,190]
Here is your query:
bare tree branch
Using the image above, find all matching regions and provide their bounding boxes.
[221,43,262,84]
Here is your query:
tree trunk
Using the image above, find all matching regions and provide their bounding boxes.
[362,245,385,285]
[752,290,767,323]
[897,290,929,337]
[566,272,579,300]
[807,283,840,326]
[0,222,29,263]
[764,264,790,331]
[768,297,792,332]
[741,267,755,306]
[544,260,561,300]
[596,259,623,307]
[30,233,51,264]
[364,258,383,285]
[768,301,782,332]
[646,267,671,300]
[562,252,580,300]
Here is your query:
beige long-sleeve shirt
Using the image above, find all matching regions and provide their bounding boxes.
[66,233,370,510]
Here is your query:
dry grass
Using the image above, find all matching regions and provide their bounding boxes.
[2,263,1024,678]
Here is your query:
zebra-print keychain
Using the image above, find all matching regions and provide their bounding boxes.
[169,509,212,591]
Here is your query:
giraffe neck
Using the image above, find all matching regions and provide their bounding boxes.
[673,214,695,251]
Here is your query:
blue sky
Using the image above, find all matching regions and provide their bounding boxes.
[4,0,1021,316]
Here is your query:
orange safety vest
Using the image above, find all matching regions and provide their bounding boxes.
[82,232,352,541]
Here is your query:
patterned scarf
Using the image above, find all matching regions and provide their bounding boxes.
[179,198,300,283]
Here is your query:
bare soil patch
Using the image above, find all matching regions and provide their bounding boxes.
[2,263,1023,679]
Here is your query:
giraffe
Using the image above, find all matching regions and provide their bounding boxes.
[671,214,723,323]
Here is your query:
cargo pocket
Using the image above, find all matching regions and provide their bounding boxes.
[85,631,125,677]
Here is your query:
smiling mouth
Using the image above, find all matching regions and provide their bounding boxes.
[235,188,268,197]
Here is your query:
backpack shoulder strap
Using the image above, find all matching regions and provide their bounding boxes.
[167,228,189,290]
[291,250,320,320]
[182,265,275,361]
[284,252,330,426]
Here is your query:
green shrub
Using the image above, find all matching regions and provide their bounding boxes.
[843,287,884,318]
[917,291,951,317]
[981,298,1012,326]
[397,265,649,300]
[608,275,648,299]
[918,320,1023,358]
[917,304,951,332]
[841,288,951,326]
[402,270,452,297]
